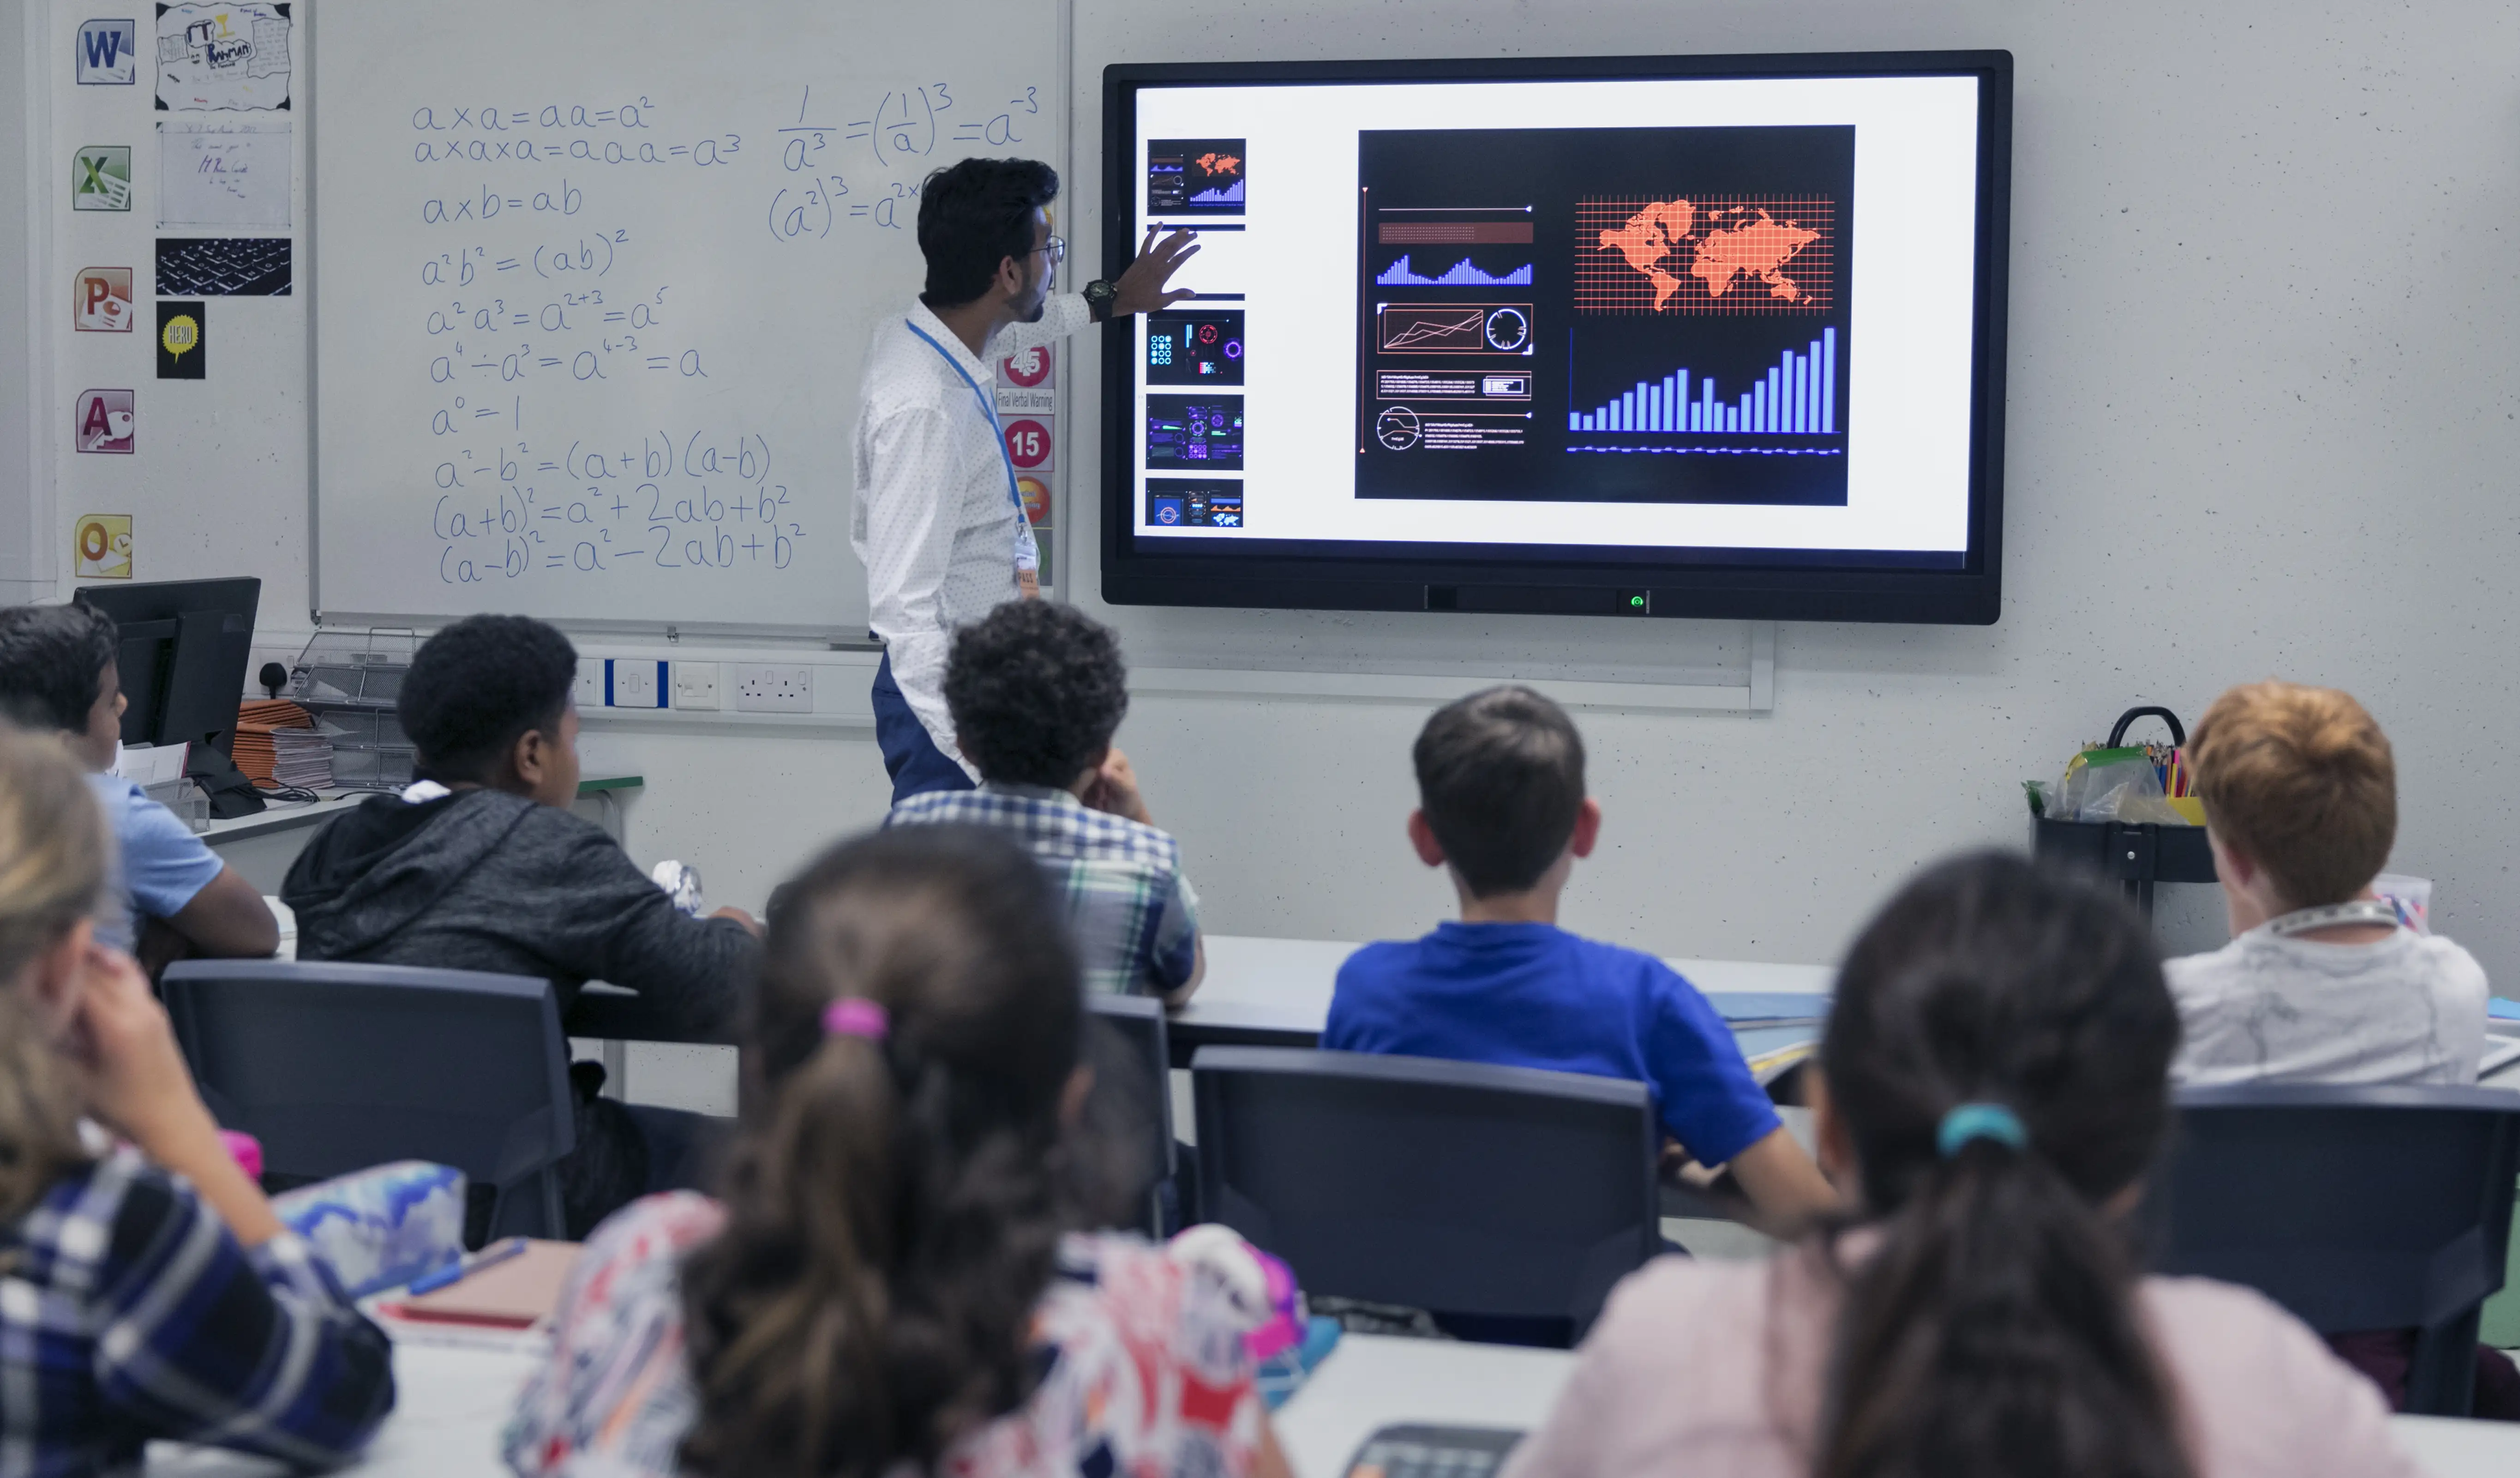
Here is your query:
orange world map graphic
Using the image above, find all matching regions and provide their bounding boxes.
[1194,151,1241,177]
[1576,196,1835,314]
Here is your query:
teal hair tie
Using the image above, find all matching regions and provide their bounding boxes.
[1936,1102,2028,1158]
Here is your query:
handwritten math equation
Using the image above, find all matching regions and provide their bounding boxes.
[392,79,1041,588]
[428,429,800,588]
[766,82,1044,242]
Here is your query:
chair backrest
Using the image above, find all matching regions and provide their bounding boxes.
[1086,993,1175,1172]
[1192,1046,1658,1340]
[162,960,576,1202]
[2148,1083,2520,1415]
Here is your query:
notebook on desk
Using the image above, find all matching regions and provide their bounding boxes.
[1701,991,1828,1027]
[376,1240,580,1329]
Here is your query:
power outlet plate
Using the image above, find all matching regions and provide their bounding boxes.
[670,661,720,711]
[732,664,814,713]
[572,660,606,710]
[606,659,666,709]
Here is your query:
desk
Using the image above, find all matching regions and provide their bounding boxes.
[203,777,643,895]
[1276,1334,1570,1478]
[147,1340,540,1477]
[1274,1334,2520,1478]
[1170,936,1835,1066]
[141,1324,2520,1477]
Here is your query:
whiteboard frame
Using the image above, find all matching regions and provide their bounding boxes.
[306,0,1077,643]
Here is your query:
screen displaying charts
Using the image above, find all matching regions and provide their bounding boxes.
[1148,396,1246,469]
[1114,58,2005,622]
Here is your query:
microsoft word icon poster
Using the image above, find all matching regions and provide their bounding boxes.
[78,18,138,84]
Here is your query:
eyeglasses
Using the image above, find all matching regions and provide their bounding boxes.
[1031,235,1066,267]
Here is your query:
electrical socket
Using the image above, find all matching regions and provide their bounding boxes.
[572,660,606,710]
[670,661,720,711]
[732,664,814,713]
[606,659,666,709]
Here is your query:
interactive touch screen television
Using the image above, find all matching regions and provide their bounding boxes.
[1100,51,2012,623]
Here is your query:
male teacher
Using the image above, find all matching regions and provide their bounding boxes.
[854,156,1196,802]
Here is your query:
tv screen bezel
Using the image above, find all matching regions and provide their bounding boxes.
[1098,49,2013,625]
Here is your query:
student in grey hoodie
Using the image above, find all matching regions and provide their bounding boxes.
[283,614,761,1235]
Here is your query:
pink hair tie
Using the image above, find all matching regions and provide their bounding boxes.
[822,998,889,1041]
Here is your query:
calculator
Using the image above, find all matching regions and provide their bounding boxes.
[1342,1424,1526,1478]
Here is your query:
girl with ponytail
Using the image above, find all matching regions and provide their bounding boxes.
[1503,851,2418,1478]
[508,823,1294,1478]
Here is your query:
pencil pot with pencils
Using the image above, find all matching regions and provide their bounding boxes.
[2027,705,2215,914]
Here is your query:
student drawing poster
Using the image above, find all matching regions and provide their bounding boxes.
[158,121,288,226]
[155,2,291,111]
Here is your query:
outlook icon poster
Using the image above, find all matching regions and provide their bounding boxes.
[77,18,138,84]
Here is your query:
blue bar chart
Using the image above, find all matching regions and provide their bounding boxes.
[1568,329,1836,435]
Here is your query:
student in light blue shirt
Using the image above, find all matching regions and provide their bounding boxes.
[1324,685,1836,1233]
[0,602,276,964]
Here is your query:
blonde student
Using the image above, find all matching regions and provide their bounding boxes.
[2169,679,2487,1086]
[1503,853,2416,1478]
[0,726,392,1472]
[507,824,1291,1478]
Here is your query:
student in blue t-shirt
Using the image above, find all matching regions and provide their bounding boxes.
[1324,685,1838,1233]
[0,602,277,970]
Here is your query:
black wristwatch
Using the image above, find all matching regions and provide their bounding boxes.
[1084,279,1119,322]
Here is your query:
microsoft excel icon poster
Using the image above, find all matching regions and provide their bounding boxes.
[73,145,132,211]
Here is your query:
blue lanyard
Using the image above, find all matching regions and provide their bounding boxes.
[904,318,1024,515]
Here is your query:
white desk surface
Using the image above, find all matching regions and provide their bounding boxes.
[147,1340,541,1477]
[198,793,367,845]
[1176,935,1836,1040]
[1276,1334,1571,1478]
[146,1330,2516,1477]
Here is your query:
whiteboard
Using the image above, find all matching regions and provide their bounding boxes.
[311,0,1065,634]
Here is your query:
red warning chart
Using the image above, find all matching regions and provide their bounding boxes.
[995,346,1058,578]
[1003,416,1054,472]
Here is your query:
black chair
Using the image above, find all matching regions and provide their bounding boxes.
[162,960,576,1238]
[1192,1046,1659,1344]
[2148,1083,2520,1416]
[1086,993,1178,1235]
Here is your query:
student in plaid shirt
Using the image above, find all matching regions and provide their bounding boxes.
[0,727,393,1476]
[885,601,1204,1002]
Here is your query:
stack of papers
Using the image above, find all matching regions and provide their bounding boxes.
[235,699,332,790]
[232,699,308,783]
[112,742,189,787]
[272,728,335,790]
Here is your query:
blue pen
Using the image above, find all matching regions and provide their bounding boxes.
[406,1237,528,1296]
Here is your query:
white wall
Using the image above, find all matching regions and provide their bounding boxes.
[1062,0,2520,969]
[24,0,2520,977]
[1,0,39,606]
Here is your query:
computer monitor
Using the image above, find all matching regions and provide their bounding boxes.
[73,577,260,757]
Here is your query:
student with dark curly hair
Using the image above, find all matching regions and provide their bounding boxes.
[884,600,1205,1002]
[505,825,1291,1478]
[283,614,761,1234]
